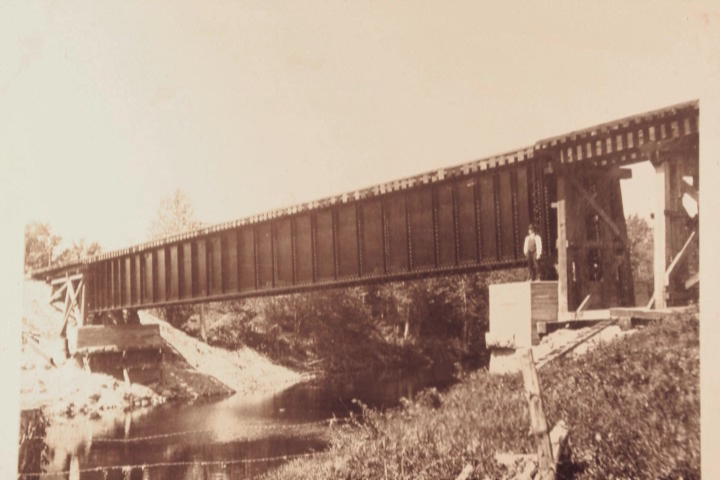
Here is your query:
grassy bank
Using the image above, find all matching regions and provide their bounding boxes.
[267,312,700,479]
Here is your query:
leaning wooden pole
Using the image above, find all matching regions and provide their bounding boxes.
[520,348,555,480]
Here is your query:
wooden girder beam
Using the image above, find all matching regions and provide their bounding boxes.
[565,166,632,180]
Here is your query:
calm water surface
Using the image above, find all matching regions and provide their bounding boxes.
[29,363,472,479]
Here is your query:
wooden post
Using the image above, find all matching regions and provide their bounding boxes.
[79,279,85,327]
[653,161,668,309]
[520,348,555,480]
[199,304,207,341]
[556,175,568,315]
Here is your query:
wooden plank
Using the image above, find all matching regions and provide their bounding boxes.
[109,260,116,308]
[196,239,208,296]
[558,308,611,322]
[574,166,632,179]
[385,193,409,273]
[156,248,167,302]
[498,170,516,260]
[238,228,257,291]
[274,218,295,286]
[256,223,274,289]
[181,243,193,299]
[609,307,675,320]
[60,281,76,337]
[144,252,154,303]
[407,187,435,270]
[79,281,85,325]
[222,231,239,293]
[577,294,592,312]
[315,210,336,281]
[436,183,457,267]
[653,162,668,309]
[134,255,142,305]
[479,174,497,262]
[336,205,359,279]
[681,178,698,203]
[456,178,478,265]
[360,201,385,276]
[664,231,696,285]
[50,274,83,286]
[168,245,180,300]
[209,236,223,295]
[49,282,67,303]
[123,258,132,306]
[685,272,699,290]
[114,259,122,307]
[294,215,314,283]
[556,175,568,314]
[520,348,555,480]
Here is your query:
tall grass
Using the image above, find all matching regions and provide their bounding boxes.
[267,312,700,479]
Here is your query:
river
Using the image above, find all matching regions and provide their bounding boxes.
[22,362,475,480]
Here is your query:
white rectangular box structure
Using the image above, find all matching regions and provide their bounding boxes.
[487,281,558,348]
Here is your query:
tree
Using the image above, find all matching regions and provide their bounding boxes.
[149,189,202,240]
[148,189,202,326]
[24,222,61,272]
[626,214,654,302]
[55,239,103,265]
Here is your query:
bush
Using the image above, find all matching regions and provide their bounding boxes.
[267,312,700,479]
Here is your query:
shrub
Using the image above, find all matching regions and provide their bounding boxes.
[267,312,700,480]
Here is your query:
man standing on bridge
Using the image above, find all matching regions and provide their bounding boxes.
[523,224,542,281]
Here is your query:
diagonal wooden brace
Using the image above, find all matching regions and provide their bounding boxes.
[568,175,629,246]
[665,231,696,286]
[49,282,68,304]
[60,278,84,337]
[681,179,698,203]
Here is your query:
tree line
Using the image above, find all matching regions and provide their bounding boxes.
[24,222,102,273]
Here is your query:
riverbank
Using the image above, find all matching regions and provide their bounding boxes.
[267,311,700,479]
[20,280,304,420]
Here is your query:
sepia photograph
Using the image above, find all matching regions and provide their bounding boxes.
[2,2,719,479]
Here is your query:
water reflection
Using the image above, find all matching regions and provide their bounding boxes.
[23,362,468,479]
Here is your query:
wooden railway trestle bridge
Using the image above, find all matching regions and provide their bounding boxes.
[31,101,700,359]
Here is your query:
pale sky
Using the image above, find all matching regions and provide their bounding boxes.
[0,1,713,252]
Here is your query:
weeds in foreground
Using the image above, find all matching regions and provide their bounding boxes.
[267,313,700,479]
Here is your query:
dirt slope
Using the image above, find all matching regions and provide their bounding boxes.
[20,280,304,417]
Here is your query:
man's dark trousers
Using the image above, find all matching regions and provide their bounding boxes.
[527,251,539,281]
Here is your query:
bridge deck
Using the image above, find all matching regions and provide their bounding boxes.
[30,101,699,317]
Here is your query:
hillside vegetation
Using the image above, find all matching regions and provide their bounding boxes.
[267,311,700,480]
[162,269,528,374]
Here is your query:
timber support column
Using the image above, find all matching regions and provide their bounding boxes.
[653,161,668,309]
[653,157,687,308]
[555,175,568,314]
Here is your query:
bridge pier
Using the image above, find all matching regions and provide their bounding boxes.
[552,166,635,312]
[650,140,699,308]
